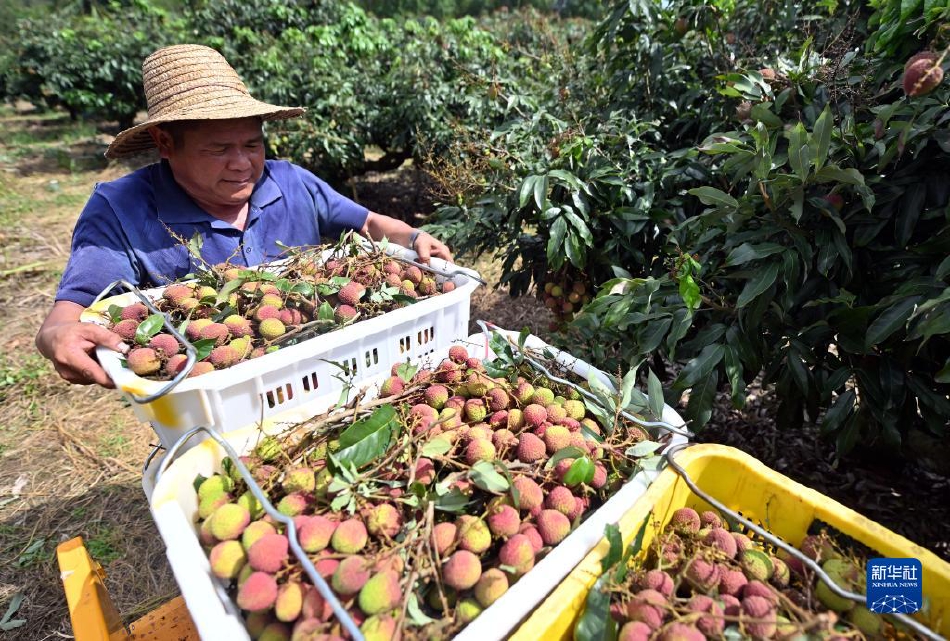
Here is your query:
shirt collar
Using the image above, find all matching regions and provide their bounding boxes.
[154,160,283,225]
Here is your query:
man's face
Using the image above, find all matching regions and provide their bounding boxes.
[154,118,265,212]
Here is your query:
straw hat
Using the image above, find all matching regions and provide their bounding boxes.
[105,44,304,159]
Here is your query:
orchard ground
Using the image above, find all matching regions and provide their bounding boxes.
[0,105,946,638]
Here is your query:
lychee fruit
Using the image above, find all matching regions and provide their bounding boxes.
[365,503,402,539]
[209,540,246,579]
[337,281,365,306]
[657,623,704,641]
[511,476,543,511]
[741,595,777,638]
[274,581,304,622]
[498,534,535,576]
[432,521,457,557]
[332,555,371,596]
[516,433,546,464]
[241,520,276,551]
[703,527,738,558]
[247,533,289,573]
[625,590,666,630]
[331,519,368,554]
[379,376,404,397]
[543,425,571,453]
[687,594,724,636]
[456,515,491,554]
[670,507,701,535]
[618,621,652,641]
[223,314,252,338]
[545,486,576,517]
[334,304,358,324]
[236,571,278,612]
[209,345,239,369]
[209,503,251,541]
[258,318,286,340]
[448,345,469,363]
[424,384,450,410]
[718,568,748,597]
[358,570,402,615]
[684,558,721,593]
[700,510,722,528]
[464,398,488,423]
[474,568,508,608]
[127,347,162,376]
[465,438,496,465]
[903,51,944,96]
[739,549,774,582]
[443,550,482,591]
[536,509,571,546]
[523,404,547,427]
[635,569,674,597]
[199,322,230,346]
[514,381,534,404]
[518,523,544,554]
[487,503,521,537]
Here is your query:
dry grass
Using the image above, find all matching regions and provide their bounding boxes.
[0,106,554,639]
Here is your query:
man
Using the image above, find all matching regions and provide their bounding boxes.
[35,44,451,387]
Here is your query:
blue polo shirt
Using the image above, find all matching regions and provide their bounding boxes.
[56,159,369,306]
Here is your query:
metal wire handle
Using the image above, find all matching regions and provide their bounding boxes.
[156,426,365,641]
[475,320,693,439]
[91,279,197,403]
[663,442,944,641]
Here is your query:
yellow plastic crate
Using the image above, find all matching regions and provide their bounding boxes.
[512,443,950,640]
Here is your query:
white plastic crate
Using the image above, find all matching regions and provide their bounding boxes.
[82,243,480,452]
[147,330,688,641]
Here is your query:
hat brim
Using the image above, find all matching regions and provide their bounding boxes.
[105,99,305,159]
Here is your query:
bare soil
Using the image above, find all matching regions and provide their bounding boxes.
[0,108,945,640]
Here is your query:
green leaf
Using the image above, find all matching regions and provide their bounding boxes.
[677,344,725,388]
[820,389,856,435]
[814,165,865,185]
[134,314,165,345]
[434,487,471,513]
[335,405,397,469]
[107,304,123,324]
[547,217,569,268]
[647,369,664,420]
[688,186,738,208]
[318,301,335,322]
[469,461,509,493]
[563,456,595,486]
[406,592,436,625]
[724,344,745,407]
[0,593,25,630]
[678,271,700,313]
[865,298,916,348]
[534,174,549,211]
[724,243,786,267]
[420,437,452,458]
[191,338,217,362]
[737,262,779,308]
[602,523,623,573]
[686,369,719,427]
[750,103,782,128]
[519,175,539,209]
[811,105,832,170]
[573,572,616,641]
[625,441,662,457]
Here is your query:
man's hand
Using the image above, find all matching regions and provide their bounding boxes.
[35,301,129,387]
[412,231,453,263]
[363,212,453,263]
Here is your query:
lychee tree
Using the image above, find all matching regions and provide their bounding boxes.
[427,0,950,456]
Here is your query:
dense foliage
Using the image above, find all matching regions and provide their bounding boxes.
[3,0,949,458]
[428,0,950,454]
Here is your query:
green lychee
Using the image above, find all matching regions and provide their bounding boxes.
[331,519,368,554]
[474,568,508,608]
[358,570,402,615]
[209,503,251,541]
[258,318,286,340]
[209,540,246,579]
[455,515,491,554]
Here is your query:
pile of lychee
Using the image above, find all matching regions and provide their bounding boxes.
[602,506,911,640]
[191,345,660,639]
[101,240,458,380]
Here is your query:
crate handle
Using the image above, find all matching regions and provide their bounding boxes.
[155,426,365,641]
[91,280,197,403]
[475,320,693,440]
[664,442,944,641]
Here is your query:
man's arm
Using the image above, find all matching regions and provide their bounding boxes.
[362,212,453,263]
[35,301,129,387]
